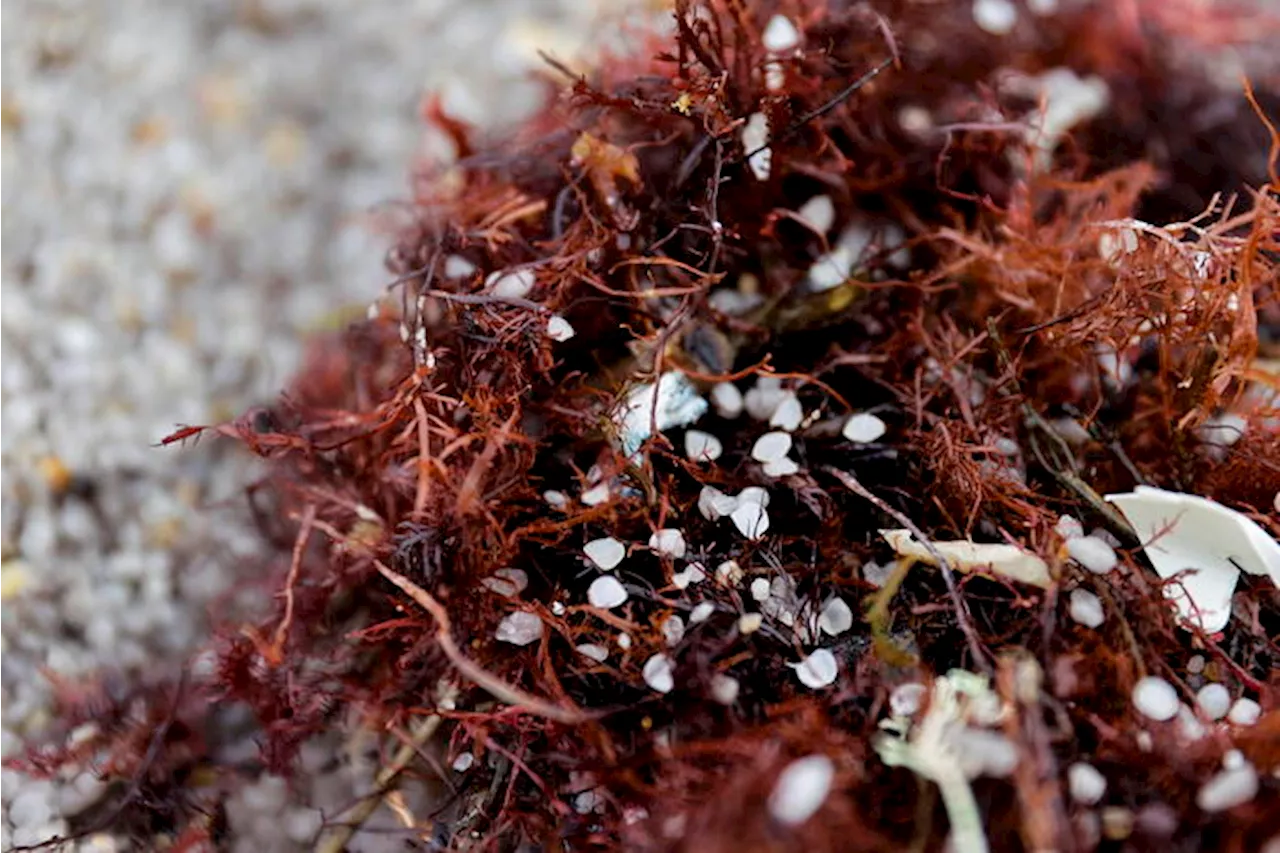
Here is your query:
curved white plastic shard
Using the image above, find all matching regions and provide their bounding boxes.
[1105,486,1280,633]
[612,371,708,458]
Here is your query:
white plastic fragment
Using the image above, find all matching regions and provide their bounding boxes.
[710,672,740,705]
[576,643,609,663]
[890,682,927,717]
[795,195,836,235]
[1066,535,1118,575]
[642,653,676,693]
[444,255,477,279]
[485,267,535,299]
[763,457,800,478]
[546,314,576,342]
[689,602,715,623]
[711,381,744,418]
[1195,684,1231,721]
[452,752,476,772]
[543,489,569,509]
[649,528,688,559]
[1106,486,1280,633]
[881,529,1052,588]
[1068,588,1105,628]
[973,0,1017,34]
[752,430,793,463]
[672,563,707,589]
[761,14,802,52]
[1067,762,1107,805]
[581,482,611,506]
[1132,676,1179,722]
[698,485,738,521]
[684,429,723,462]
[818,597,854,636]
[584,537,626,571]
[842,412,887,444]
[1227,698,1261,726]
[750,577,771,602]
[588,576,629,609]
[769,393,804,431]
[731,501,770,540]
[768,755,835,826]
[662,615,685,646]
[738,486,771,507]
[613,371,709,457]
[807,226,870,292]
[792,648,838,689]
[495,611,543,646]
[1055,514,1085,540]
[1196,764,1259,812]
[741,112,772,181]
[616,632,632,649]
[745,381,787,421]
[481,568,529,597]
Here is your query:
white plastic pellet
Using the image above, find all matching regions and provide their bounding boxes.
[1132,676,1179,721]
[588,576,628,609]
[1067,535,1118,574]
[1196,764,1259,812]
[546,314,575,342]
[485,267,535,299]
[649,528,687,559]
[767,755,835,826]
[769,393,804,431]
[761,15,802,52]
[842,412,886,444]
[684,429,723,462]
[795,195,836,235]
[1195,683,1231,721]
[818,597,853,636]
[1227,697,1261,726]
[1068,588,1105,628]
[583,537,626,570]
[731,501,770,539]
[793,649,838,689]
[1067,762,1107,805]
[495,611,543,646]
[643,653,675,693]
[751,430,793,463]
[711,381,744,418]
[710,672,740,705]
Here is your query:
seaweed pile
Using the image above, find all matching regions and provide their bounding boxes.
[11,1,1280,850]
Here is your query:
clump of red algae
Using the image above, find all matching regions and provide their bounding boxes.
[9,1,1280,851]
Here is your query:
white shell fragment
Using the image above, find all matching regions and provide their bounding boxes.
[751,430,793,463]
[881,529,1052,587]
[642,653,675,693]
[795,195,836,235]
[649,528,687,559]
[792,648,838,689]
[761,15,802,53]
[731,501,770,540]
[1132,676,1179,722]
[481,568,529,597]
[576,643,609,663]
[613,371,709,457]
[485,267,535,299]
[684,429,723,462]
[546,314,576,342]
[842,412,887,444]
[1067,762,1107,805]
[495,611,543,646]
[768,755,835,826]
[1066,535,1118,575]
[818,597,854,636]
[1068,588,1105,628]
[711,381,744,418]
[709,672,740,705]
[584,537,626,571]
[741,112,772,181]
[1196,764,1259,812]
[588,576,629,609]
[1106,486,1280,633]
[1195,684,1231,721]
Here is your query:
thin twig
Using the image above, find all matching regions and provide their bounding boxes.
[824,466,992,675]
[373,559,590,724]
